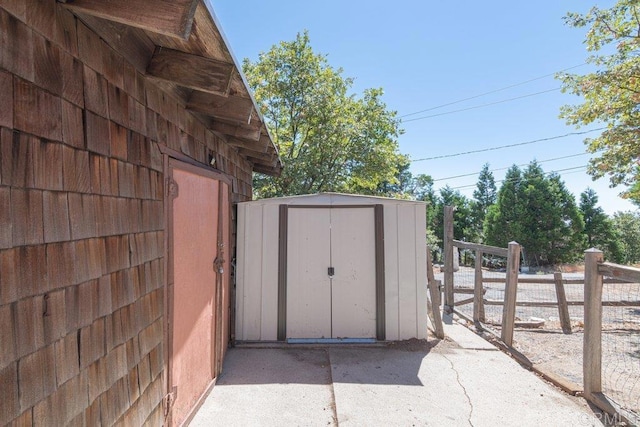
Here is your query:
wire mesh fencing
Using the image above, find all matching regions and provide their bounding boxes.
[599,274,640,418]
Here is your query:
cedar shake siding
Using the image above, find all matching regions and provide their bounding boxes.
[0,1,280,425]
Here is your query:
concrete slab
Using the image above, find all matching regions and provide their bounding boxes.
[189,348,336,427]
[329,345,471,426]
[441,314,497,350]
[191,324,603,426]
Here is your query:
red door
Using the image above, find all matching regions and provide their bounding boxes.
[167,160,230,426]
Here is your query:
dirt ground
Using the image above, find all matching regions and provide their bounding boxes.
[435,267,640,417]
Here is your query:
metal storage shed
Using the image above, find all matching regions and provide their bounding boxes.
[235,193,428,343]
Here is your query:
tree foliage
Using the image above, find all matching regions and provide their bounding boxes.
[558,1,640,203]
[612,211,640,264]
[243,31,405,198]
[579,188,623,262]
[485,162,585,266]
[471,163,497,241]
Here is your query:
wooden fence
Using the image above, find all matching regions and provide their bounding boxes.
[583,250,640,425]
[442,206,640,424]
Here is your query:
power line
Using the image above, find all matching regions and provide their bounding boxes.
[399,63,587,118]
[432,152,590,182]
[449,165,588,191]
[411,128,605,162]
[401,88,560,123]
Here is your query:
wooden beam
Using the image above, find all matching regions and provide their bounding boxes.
[226,137,269,153]
[253,162,281,177]
[453,239,508,257]
[59,0,199,40]
[187,91,253,124]
[147,47,233,95]
[237,148,274,162]
[210,121,261,141]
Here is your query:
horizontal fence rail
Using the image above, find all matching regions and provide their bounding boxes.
[442,207,639,423]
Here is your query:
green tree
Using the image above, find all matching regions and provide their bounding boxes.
[558,1,640,203]
[579,188,623,262]
[612,211,640,264]
[485,162,585,266]
[435,186,474,243]
[484,165,523,249]
[243,31,405,198]
[471,163,497,241]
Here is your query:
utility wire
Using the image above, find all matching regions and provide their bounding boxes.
[411,128,605,162]
[401,88,560,123]
[431,152,590,182]
[448,165,588,191]
[399,63,587,118]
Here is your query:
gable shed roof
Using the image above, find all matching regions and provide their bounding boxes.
[59,0,282,176]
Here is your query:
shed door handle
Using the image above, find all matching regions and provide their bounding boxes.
[328,267,335,277]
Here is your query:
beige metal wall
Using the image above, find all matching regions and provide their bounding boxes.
[236,193,428,341]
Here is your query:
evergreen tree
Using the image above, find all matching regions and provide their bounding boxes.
[435,186,474,243]
[471,163,497,241]
[612,211,640,264]
[579,188,623,262]
[485,162,585,266]
[484,165,522,249]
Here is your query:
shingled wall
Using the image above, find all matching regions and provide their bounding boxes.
[0,1,254,425]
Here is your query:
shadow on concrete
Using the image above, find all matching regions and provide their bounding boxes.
[217,340,442,386]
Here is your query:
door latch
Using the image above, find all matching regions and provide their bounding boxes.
[328,267,335,277]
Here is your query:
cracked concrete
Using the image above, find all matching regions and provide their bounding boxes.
[442,352,474,427]
[191,322,603,426]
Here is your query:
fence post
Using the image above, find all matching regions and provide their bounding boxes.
[473,249,485,323]
[584,248,604,398]
[426,248,445,339]
[554,272,572,334]
[443,206,455,313]
[501,241,520,346]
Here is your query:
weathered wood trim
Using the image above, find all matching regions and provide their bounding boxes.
[452,239,509,257]
[158,145,231,184]
[187,91,254,123]
[227,137,269,152]
[598,261,640,283]
[473,250,486,323]
[426,249,444,339]
[59,0,199,40]
[147,47,233,95]
[252,163,281,177]
[584,249,604,398]
[211,121,261,141]
[443,206,455,311]
[554,272,572,334]
[500,241,520,346]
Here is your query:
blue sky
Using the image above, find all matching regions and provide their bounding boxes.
[212,0,636,215]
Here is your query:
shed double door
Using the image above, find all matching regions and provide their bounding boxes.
[287,207,376,339]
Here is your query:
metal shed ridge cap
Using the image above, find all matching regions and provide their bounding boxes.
[240,192,429,204]
[58,0,283,176]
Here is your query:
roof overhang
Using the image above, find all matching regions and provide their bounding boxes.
[58,0,283,176]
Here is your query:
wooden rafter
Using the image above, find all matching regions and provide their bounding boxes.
[146,47,233,95]
[210,121,261,142]
[187,91,253,123]
[58,0,199,40]
[226,137,271,153]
